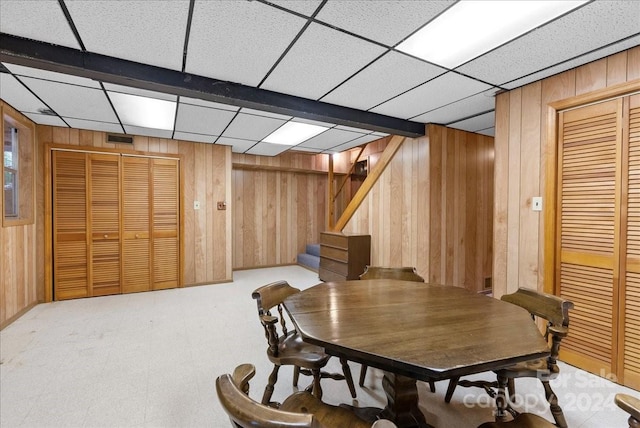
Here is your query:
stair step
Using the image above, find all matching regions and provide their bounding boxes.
[306,243,321,257]
[297,252,320,271]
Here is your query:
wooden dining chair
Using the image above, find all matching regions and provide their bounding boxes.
[476,413,556,428]
[445,288,573,428]
[358,266,436,391]
[615,393,640,428]
[216,363,397,428]
[252,281,356,406]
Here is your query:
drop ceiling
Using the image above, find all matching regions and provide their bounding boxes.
[0,0,638,156]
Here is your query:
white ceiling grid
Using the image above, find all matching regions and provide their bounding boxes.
[0,0,638,155]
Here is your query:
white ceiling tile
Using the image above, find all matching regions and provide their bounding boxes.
[291,117,336,128]
[335,125,372,133]
[103,83,177,101]
[268,0,322,17]
[411,89,497,124]
[477,127,495,137]
[4,63,101,88]
[372,132,389,137]
[457,0,640,86]
[0,73,50,113]
[64,117,124,134]
[371,72,492,119]
[123,125,172,139]
[299,128,362,150]
[330,133,385,153]
[23,112,67,127]
[246,142,291,156]
[20,77,118,122]
[239,107,291,120]
[261,23,387,100]
[502,34,640,90]
[179,97,239,111]
[186,1,306,86]
[316,1,455,46]
[172,131,217,144]
[448,111,496,134]
[290,146,322,153]
[65,0,188,71]
[216,136,257,153]
[322,51,446,110]
[222,114,286,141]
[174,103,236,135]
[0,0,80,49]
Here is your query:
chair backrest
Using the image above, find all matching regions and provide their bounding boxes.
[216,369,318,428]
[360,266,424,282]
[252,281,301,357]
[615,393,640,428]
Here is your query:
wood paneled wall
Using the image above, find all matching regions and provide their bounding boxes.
[232,151,351,270]
[1,101,38,328]
[37,126,233,291]
[493,46,640,298]
[343,124,494,292]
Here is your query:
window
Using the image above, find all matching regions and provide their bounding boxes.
[2,103,35,226]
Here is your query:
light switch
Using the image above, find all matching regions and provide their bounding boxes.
[532,197,542,212]
[194,201,200,210]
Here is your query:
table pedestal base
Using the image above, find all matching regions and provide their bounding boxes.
[380,372,434,428]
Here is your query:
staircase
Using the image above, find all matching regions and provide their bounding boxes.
[297,244,320,271]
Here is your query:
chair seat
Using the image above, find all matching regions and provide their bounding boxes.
[281,391,371,428]
[267,331,331,368]
[477,412,556,428]
[496,358,558,380]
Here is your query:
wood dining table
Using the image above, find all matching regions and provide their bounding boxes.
[283,279,550,428]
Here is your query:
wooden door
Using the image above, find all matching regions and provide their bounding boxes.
[151,158,179,290]
[122,156,151,293]
[53,151,89,300]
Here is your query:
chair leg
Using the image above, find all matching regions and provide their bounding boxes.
[494,374,509,422]
[311,368,323,400]
[444,376,460,403]
[293,366,300,387]
[359,364,368,387]
[262,365,280,405]
[507,378,516,403]
[542,380,567,428]
[340,357,357,398]
[428,380,436,393]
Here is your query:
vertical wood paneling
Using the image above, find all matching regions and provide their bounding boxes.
[507,88,522,293]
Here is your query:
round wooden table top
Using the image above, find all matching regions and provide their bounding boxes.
[284,280,550,381]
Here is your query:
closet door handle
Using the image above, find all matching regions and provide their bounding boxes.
[135,234,139,239]
[104,234,108,239]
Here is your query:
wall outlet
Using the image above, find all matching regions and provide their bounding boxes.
[532,197,542,212]
[193,201,200,210]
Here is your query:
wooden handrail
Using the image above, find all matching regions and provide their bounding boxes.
[332,135,405,231]
[333,145,366,202]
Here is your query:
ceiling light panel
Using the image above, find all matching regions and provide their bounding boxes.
[261,23,387,100]
[316,0,454,46]
[412,90,496,124]
[20,77,118,122]
[173,131,217,144]
[268,0,323,17]
[263,122,329,146]
[246,142,291,157]
[371,72,492,120]
[4,63,101,88]
[174,103,237,136]
[108,92,176,130]
[397,1,588,69]
[216,136,257,153]
[64,0,189,71]
[103,83,177,102]
[299,128,363,150]
[0,0,80,49]
[122,125,172,139]
[457,0,639,85]
[222,114,287,141]
[321,51,446,110]
[64,118,124,134]
[186,1,306,86]
[0,73,50,114]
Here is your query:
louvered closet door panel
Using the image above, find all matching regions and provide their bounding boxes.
[624,94,640,388]
[122,157,151,293]
[53,151,89,300]
[557,99,622,375]
[89,154,121,296]
[152,159,179,290]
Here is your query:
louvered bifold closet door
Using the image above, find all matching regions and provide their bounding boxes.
[89,154,121,296]
[151,159,179,290]
[557,99,623,375]
[53,151,89,300]
[623,94,640,389]
[122,156,151,293]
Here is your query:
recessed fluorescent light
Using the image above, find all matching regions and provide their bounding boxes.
[396,1,588,68]
[108,92,176,130]
[263,122,328,146]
